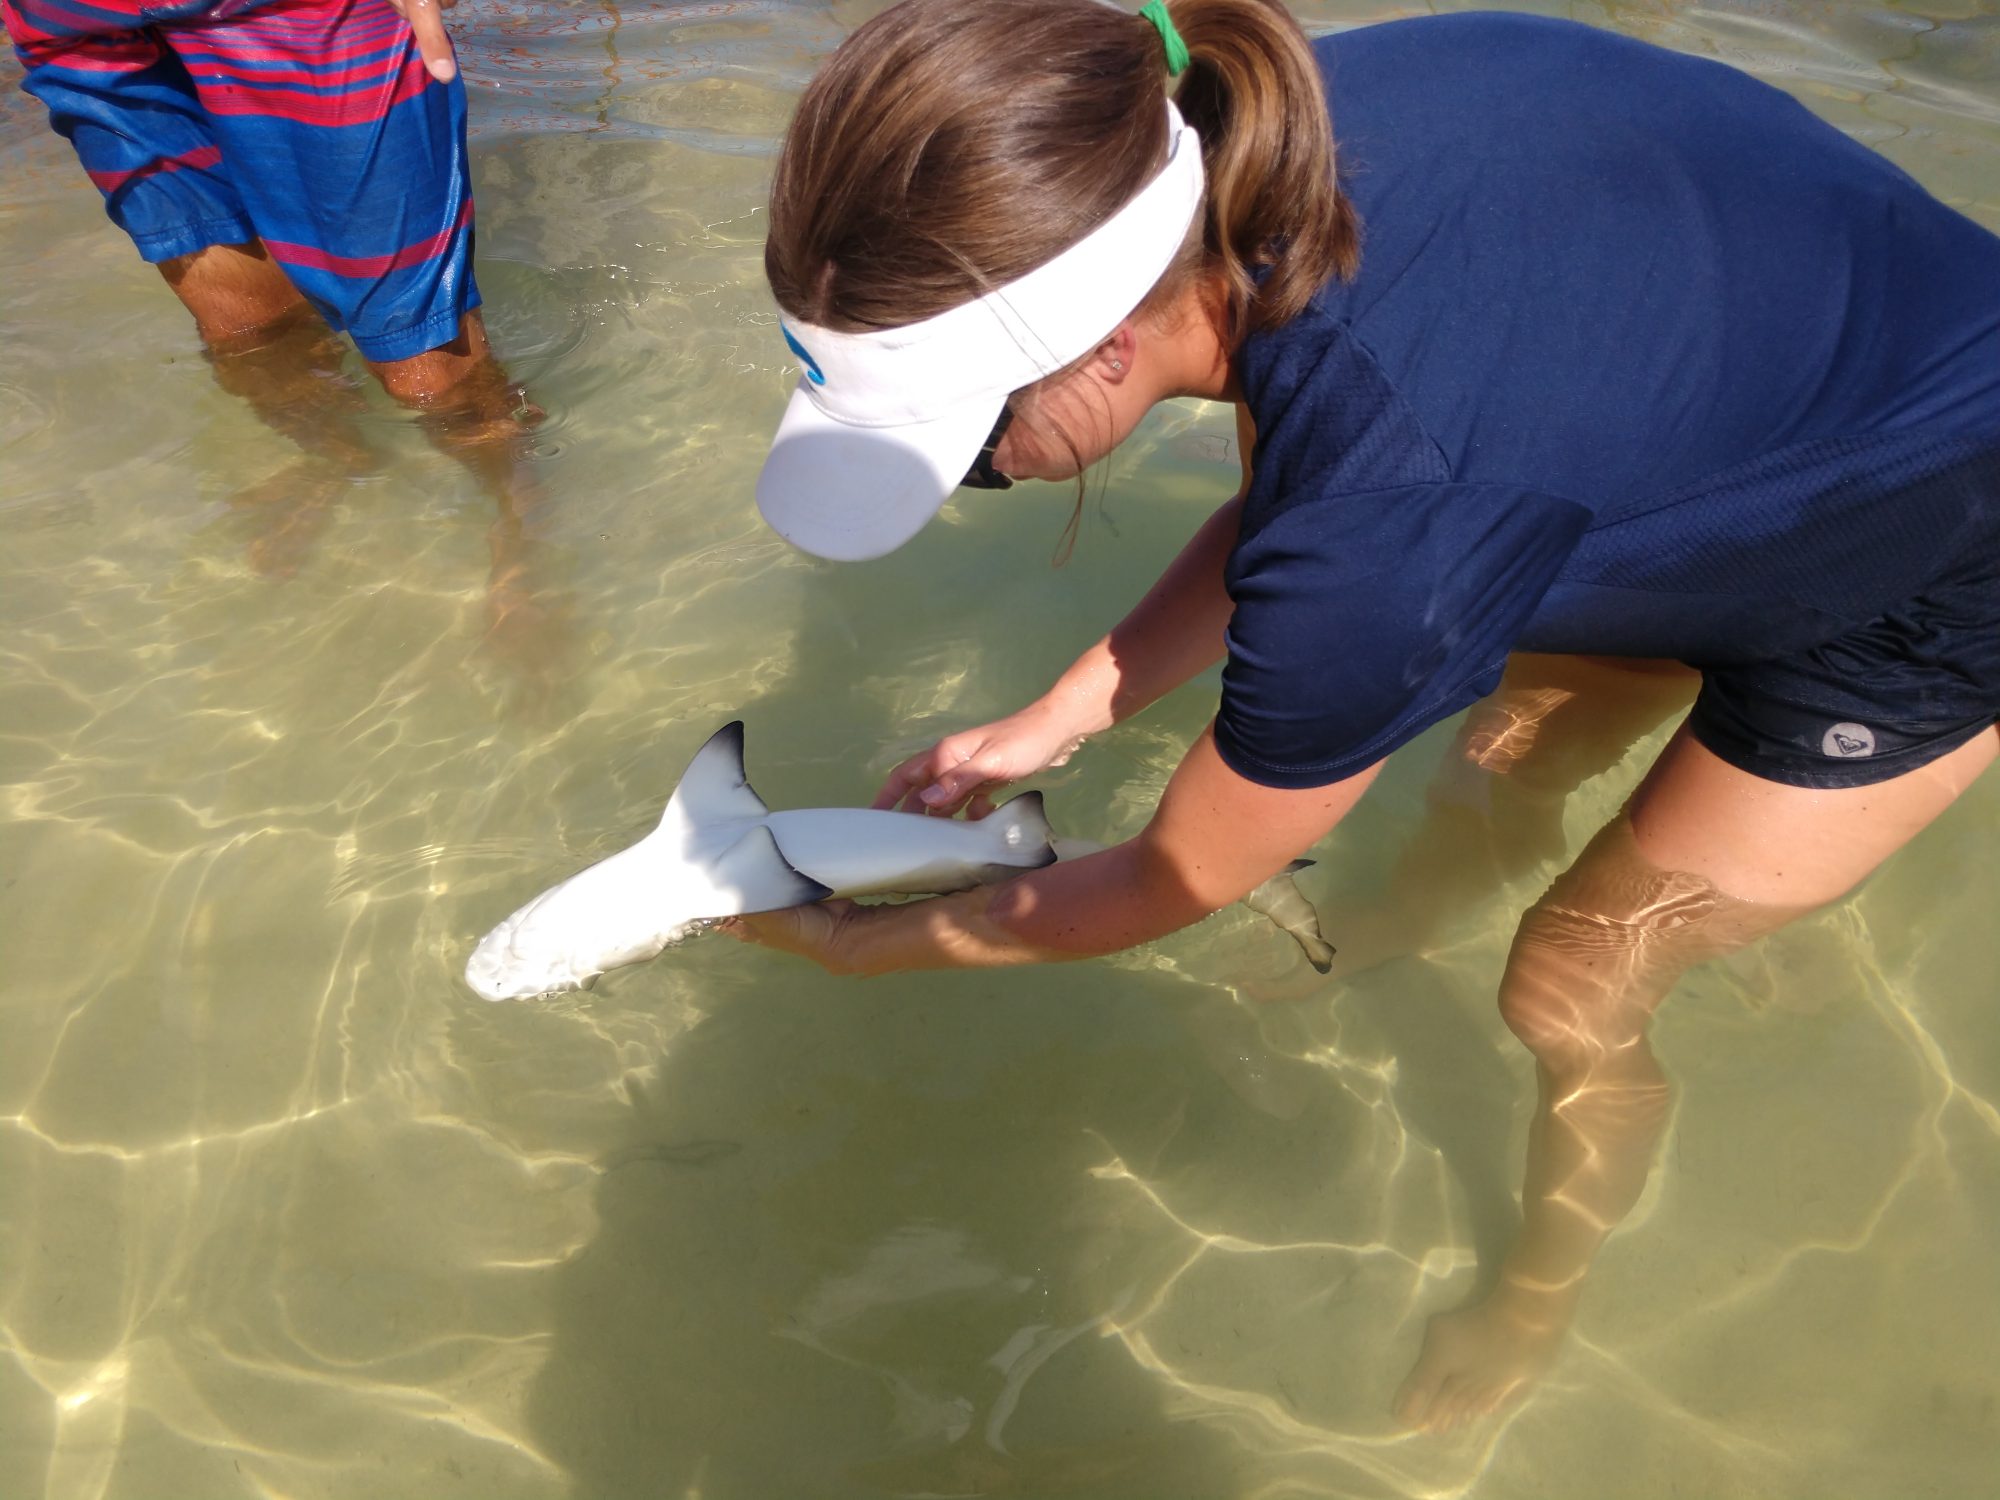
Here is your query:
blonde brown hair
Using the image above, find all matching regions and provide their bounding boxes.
[765,0,1359,345]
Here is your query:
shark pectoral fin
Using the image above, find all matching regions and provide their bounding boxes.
[989,790,1058,867]
[661,721,772,831]
[712,824,835,913]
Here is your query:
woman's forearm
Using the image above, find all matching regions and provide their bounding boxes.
[829,842,1216,975]
[1042,492,1244,737]
[829,885,1076,974]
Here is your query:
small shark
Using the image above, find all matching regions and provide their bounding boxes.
[465,720,1333,1000]
[466,721,1057,1000]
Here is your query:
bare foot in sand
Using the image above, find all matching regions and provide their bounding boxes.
[1393,1284,1573,1433]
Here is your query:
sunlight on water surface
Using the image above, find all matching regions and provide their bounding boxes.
[2,2,1997,1497]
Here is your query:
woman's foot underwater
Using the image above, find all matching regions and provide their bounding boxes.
[1393,1281,1574,1434]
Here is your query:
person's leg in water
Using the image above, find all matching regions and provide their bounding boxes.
[1392,720,1999,1432]
[159,240,375,574]
[7,0,563,698]
[1325,655,1699,981]
[157,0,564,706]
[361,305,562,707]
[161,240,560,703]
[2,1,363,573]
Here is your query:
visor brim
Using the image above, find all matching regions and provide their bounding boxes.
[755,381,1007,562]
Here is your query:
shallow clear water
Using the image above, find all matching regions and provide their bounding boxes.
[2,2,1997,1496]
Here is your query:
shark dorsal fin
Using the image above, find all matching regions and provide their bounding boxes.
[662,721,770,830]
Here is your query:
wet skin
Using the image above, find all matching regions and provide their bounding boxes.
[1392,714,1997,1432]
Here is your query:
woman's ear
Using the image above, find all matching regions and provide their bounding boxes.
[1092,323,1139,384]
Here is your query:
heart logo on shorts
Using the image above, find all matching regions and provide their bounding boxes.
[1821,722,1877,758]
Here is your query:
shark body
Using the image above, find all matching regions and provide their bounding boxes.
[466,722,1057,999]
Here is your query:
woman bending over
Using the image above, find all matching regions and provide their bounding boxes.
[735,0,2000,1430]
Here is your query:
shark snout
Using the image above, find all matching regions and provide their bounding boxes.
[464,918,579,1002]
[464,926,526,1001]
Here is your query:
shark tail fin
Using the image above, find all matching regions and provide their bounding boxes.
[1291,926,1337,975]
[1242,864,1336,974]
[988,790,1058,868]
[713,825,834,912]
[662,721,772,831]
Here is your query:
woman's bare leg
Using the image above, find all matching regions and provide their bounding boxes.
[1394,722,1998,1432]
[1327,655,1698,979]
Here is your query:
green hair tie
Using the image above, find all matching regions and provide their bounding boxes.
[1140,0,1190,77]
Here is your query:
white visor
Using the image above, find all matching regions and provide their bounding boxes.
[756,102,1206,561]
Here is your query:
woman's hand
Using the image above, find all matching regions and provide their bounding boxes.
[873,698,1091,816]
[871,477,1252,820]
[729,727,1381,976]
[720,900,865,974]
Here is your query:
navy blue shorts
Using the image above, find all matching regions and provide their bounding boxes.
[1690,447,2000,788]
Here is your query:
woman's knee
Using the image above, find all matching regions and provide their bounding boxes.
[1494,787,1862,1073]
[1495,855,1743,1063]
[1497,902,1651,1065]
[1456,655,1697,793]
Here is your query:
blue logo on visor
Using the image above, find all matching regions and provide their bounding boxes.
[782,326,827,386]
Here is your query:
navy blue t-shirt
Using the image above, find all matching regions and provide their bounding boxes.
[1215,13,2000,789]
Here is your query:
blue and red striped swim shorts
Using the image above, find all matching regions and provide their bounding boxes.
[4,0,479,361]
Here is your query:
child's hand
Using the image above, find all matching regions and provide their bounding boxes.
[390,0,459,83]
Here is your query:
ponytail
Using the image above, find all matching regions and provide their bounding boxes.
[1166,0,1360,338]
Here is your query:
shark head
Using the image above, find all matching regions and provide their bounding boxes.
[464,923,590,1002]
[462,867,702,1000]
[463,932,552,1001]
[463,894,630,1001]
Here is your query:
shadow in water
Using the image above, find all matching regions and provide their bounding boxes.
[520,958,1249,1499]
[512,485,1491,1494]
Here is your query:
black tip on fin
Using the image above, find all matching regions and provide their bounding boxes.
[697,719,747,763]
[666,720,772,826]
[789,870,836,905]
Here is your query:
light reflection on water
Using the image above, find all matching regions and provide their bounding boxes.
[1,2,1996,1497]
